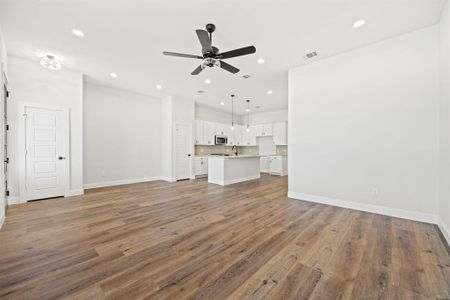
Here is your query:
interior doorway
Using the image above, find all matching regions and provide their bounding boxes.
[19,103,70,202]
[174,123,192,181]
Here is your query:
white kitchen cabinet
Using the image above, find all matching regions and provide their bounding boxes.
[255,123,273,137]
[194,156,208,176]
[260,156,270,173]
[242,126,257,146]
[232,125,243,146]
[263,123,273,136]
[215,123,230,136]
[273,122,287,145]
[195,120,204,145]
[269,155,288,176]
[203,121,216,145]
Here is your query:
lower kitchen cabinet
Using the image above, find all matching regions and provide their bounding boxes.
[269,155,288,176]
[194,157,208,177]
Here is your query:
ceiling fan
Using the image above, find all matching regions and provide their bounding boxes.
[163,23,256,75]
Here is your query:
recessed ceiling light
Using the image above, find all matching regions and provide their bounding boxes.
[267,90,273,95]
[204,78,211,84]
[257,58,265,64]
[40,54,61,70]
[353,19,366,28]
[246,108,250,113]
[156,84,162,90]
[220,101,225,106]
[72,29,84,37]
[110,72,118,78]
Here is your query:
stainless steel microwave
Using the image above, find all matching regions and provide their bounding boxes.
[215,135,228,145]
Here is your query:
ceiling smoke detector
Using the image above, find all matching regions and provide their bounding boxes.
[304,51,318,59]
[40,54,62,70]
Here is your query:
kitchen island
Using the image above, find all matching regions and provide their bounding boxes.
[208,155,260,186]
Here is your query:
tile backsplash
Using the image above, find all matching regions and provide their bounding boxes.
[195,145,259,156]
[195,145,287,156]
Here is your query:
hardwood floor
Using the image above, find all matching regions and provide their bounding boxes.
[0,174,449,299]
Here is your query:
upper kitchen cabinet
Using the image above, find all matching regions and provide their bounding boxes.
[231,125,243,146]
[254,123,273,137]
[215,123,230,136]
[203,121,216,145]
[273,122,288,145]
[195,120,204,145]
[242,125,257,146]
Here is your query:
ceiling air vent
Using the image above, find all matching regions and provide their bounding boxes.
[304,51,318,59]
[242,74,251,79]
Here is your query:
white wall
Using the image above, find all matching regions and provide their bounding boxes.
[161,96,195,181]
[0,25,7,226]
[288,26,440,223]
[83,83,161,188]
[250,109,288,125]
[195,104,243,124]
[439,1,450,242]
[7,56,84,199]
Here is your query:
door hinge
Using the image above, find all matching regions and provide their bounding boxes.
[5,124,9,131]
[4,157,9,164]
[6,90,10,98]
[5,190,9,197]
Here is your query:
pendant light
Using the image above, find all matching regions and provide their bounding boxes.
[230,94,235,131]
[246,99,251,132]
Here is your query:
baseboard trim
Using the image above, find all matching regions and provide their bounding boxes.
[288,191,438,224]
[7,196,20,206]
[0,213,4,230]
[160,177,175,183]
[66,189,84,197]
[439,218,450,248]
[84,177,161,189]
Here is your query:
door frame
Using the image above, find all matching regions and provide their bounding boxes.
[172,122,194,181]
[18,102,70,203]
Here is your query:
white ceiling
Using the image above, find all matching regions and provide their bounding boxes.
[0,0,446,114]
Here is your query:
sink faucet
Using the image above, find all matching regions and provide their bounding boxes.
[232,145,238,156]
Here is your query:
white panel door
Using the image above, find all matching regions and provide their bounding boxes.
[25,106,66,200]
[174,123,192,180]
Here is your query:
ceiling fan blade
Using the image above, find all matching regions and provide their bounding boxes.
[219,60,240,74]
[196,29,212,52]
[218,46,256,59]
[191,65,204,75]
[163,51,203,59]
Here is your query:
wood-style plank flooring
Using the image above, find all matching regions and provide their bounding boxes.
[0,174,449,299]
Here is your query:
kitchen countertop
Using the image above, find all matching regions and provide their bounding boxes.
[206,155,261,159]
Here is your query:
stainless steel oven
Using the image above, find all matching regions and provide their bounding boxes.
[215,135,228,145]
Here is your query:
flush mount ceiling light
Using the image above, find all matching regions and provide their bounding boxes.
[267,90,273,95]
[110,72,118,78]
[204,78,211,84]
[40,54,61,70]
[72,29,84,37]
[220,101,225,106]
[353,19,366,28]
[156,84,162,89]
[257,58,265,64]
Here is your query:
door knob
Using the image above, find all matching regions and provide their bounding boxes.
[58,156,66,160]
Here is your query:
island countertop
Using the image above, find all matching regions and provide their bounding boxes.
[207,155,261,159]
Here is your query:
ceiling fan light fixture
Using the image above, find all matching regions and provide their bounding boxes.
[40,54,62,70]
